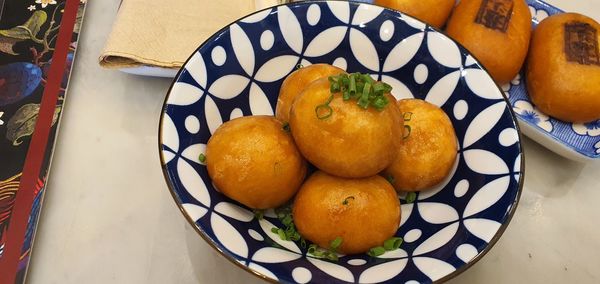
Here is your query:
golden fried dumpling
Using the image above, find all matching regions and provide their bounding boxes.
[206,116,306,209]
[289,77,403,178]
[276,64,345,123]
[293,171,401,254]
[384,99,457,191]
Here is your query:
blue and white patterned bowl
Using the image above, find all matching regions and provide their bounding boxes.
[159,1,524,283]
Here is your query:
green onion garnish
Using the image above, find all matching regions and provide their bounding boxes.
[315,94,334,120]
[342,196,355,205]
[308,244,318,254]
[296,63,304,70]
[383,237,403,251]
[270,206,307,244]
[326,73,391,111]
[367,246,386,257]
[386,175,395,185]
[277,228,287,240]
[198,153,206,163]
[403,112,413,121]
[307,244,339,261]
[349,75,356,94]
[406,192,417,204]
[253,209,264,220]
[330,237,343,251]
[315,105,333,120]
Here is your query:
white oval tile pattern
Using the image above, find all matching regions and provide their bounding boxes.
[306,4,321,26]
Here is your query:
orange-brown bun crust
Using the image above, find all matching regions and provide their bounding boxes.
[384,99,457,191]
[446,0,531,84]
[375,0,455,28]
[206,116,306,209]
[526,13,600,123]
[276,64,346,123]
[289,78,403,178]
[293,171,401,254]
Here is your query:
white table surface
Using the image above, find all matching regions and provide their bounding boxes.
[26,0,600,283]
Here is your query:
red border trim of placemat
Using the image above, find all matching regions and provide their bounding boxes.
[0,0,79,282]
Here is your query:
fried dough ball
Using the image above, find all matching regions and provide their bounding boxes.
[206,116,306,209]
[375,0,455,28]
[276,64,345,123]
[526,13,600,123]
[289,78,403,178]
[293,171,401,254]
[384,99,457,191]
[446,0,532,84]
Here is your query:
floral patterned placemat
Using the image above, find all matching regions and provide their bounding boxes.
[0,0,85,282]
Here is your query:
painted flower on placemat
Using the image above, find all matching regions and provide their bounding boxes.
[35,0,57,8]
[529,6,549,23]
[572,121,600,137]
[513,100,553,132]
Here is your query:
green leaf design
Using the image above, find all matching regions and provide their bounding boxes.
[0,11,47,55]
[6,103,61,146]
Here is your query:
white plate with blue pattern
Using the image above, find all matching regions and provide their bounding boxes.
[159,1,524,283]
[501,0,600,162]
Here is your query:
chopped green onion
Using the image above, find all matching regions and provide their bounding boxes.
[325,251,339,261]
[330,237,343,251]
[342,196,355,205]
[406,192,417,204]
[386,175,395,185]
[282,122,290,132]
[277,228,287,240]
[253,210,264,220]
[300,238,307,249]
[383,83,392,93]
[373,82,385,95]
[349,74,357,94]
[356,81,365,94]
[308,244,339,261]
[383,237,403,251]
[327,73,392,111]
[330,82,340,93]
[315,94,334,119]
[343,91,350,100]
[198,153,206,163]
[315,105,333,120]
[357,82,371,109]
[308,244,318,254]
[367,246,386,257]
[373,96,388,111]
[403,112,413,122]
[281,214,293,227]
[296,63,304,70]
[271,205,307,245]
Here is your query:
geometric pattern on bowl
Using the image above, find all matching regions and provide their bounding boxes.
[159,1,524,283]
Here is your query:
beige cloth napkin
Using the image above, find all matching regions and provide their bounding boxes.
[99,0,264,69]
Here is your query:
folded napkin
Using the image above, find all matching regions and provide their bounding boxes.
[99,0,280,69]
